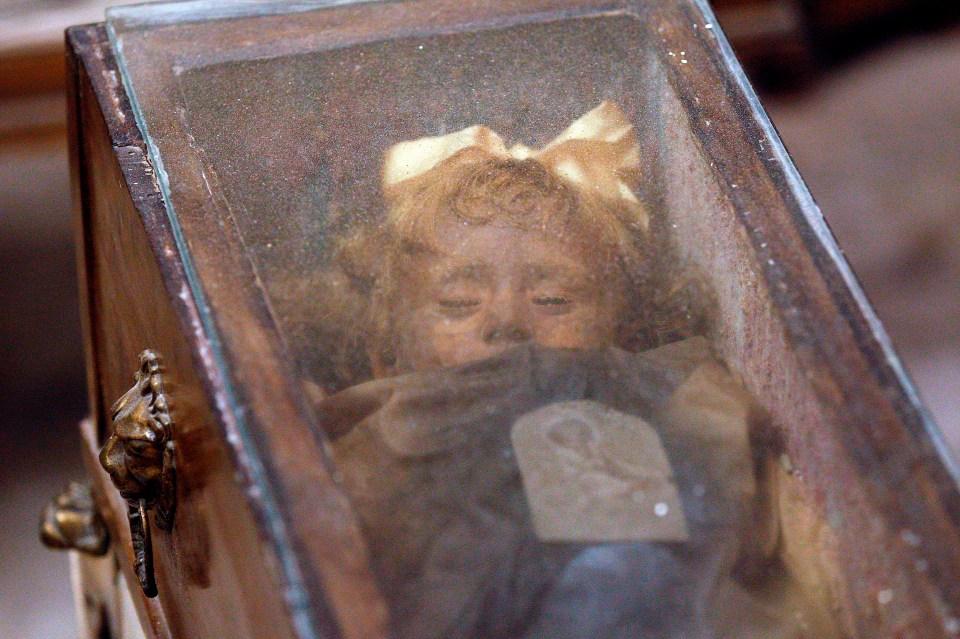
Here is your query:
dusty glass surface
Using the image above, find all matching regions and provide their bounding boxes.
[107,3,844,638]
[172,16,673,393]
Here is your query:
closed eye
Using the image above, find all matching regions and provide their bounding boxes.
[438,298,481,309]
[532,295,571,306]
[437,298,482,317]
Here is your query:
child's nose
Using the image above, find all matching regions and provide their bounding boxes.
[481,289,531,345]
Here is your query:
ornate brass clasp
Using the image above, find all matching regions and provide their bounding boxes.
[40,482,110,556]
[99,349,176,598]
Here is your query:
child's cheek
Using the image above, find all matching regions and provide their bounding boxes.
[533,306,618,350]
[402,307,489,369]
[429,314,492,366]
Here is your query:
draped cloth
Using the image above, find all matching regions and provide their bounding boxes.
[318,339,829,639]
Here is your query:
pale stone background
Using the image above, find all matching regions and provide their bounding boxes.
[764,32,960,453]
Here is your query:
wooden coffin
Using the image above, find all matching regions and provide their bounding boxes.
[66,1,960,638]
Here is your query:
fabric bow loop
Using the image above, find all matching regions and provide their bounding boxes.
[382,101,646,230]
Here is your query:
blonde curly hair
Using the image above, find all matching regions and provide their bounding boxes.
[317,147,709,383]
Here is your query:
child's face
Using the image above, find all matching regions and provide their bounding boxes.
[387,218,628,374]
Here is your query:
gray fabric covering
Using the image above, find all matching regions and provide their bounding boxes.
[320,339,813,638]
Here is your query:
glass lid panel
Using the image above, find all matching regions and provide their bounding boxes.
[100,1,908,637]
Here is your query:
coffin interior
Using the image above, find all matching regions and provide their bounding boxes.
[80,2,960,636]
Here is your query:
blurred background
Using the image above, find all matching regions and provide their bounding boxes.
[1,0,958,636]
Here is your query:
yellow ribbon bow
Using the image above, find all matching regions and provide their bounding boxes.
[382,101,646,230]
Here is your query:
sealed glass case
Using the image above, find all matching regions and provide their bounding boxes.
[64,1,960,638]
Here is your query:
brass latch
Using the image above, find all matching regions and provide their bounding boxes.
[40,481,110,556]
[99,349,176,598]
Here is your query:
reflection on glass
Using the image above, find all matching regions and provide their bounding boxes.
[313,102,837,638]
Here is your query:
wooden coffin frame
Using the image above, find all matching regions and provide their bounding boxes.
[67,1,960,638]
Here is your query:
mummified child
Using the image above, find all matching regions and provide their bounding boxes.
[318,102,836,639]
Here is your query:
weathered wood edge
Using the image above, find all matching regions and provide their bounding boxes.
[655,0,960,630]
[67,25,168,637]
[66,23,337,639]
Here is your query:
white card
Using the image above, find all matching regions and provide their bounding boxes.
[511,400,689,543]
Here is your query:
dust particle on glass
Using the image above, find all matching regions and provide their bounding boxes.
[900,529,921,547]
